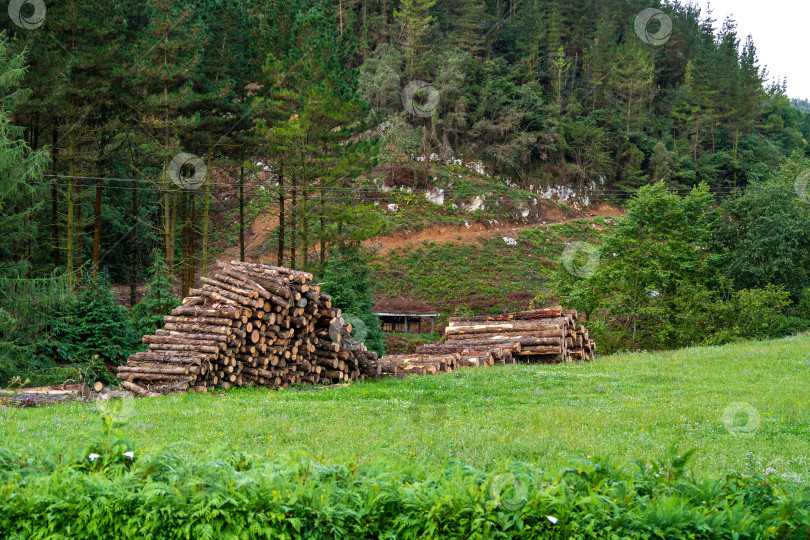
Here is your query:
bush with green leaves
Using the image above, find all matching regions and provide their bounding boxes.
[669,280,799,347]
[0,426,808,539]
[51,272,137,371]
[716,173,810,300]
[559,182,717,351]
[129,249,181,338]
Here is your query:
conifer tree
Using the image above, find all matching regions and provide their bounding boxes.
[129,249,180,337]
[394,0,436,78]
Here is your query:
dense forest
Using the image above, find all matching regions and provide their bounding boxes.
[2,0,810,383]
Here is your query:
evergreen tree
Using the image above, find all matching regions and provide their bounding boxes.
[52,272,137,367]
[129,249,180,337]
[0,33,50,278]
[394,0,436,78]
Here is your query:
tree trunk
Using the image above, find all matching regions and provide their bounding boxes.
[181,192,189,298]
[201,147,212,276]
[66,127,75,288]
[76,186,83,271]
[92,181,101,275]
[289,166,296,268]
[277,162,285,266]
[130,181,139,307]
[300,143,308,270]
[239,162,245,261]
[188,191,196,293]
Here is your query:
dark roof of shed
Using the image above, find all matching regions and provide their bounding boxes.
[371,298,438,315]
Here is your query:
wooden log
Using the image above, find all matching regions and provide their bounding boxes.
[172,305,242,319]
[163,323,232,335]
[448,308,563,323]
[119,380,157,396]
[147,343,220,354]
[444,319,567,336]
[445,329,564,341]
[117,365,190,375]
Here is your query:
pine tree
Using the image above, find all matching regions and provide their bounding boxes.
[394,0,436,78]
[259,2,374,270]
[52,271,137,367]
[610,41,654,136]
[129,249,180,337]
[125,0,205,276]
[452,0,486,58]
[0,34,50,278]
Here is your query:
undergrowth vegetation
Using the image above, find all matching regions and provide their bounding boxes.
[1,410,809,539]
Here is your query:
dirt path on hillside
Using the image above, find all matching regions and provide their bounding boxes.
[214,202,623,263]
[364,202,623,255]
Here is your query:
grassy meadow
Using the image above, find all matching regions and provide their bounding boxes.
[2,333,809,483]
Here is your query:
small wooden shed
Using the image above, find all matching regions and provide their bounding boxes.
[372,298,439,334]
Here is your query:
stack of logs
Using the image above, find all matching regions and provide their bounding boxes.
[116,261,378,395]
[370,307,594,378]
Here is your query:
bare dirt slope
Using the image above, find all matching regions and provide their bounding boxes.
[365,202,622,255]
[213,202,622,264]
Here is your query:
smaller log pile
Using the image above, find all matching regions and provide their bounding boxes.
[116,261,377,395]
[442,307,595,363]
[372,307,595,378]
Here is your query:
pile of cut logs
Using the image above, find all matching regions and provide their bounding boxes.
[116,261,377,395]
[370,307,594,378]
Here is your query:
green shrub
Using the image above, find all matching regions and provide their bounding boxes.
[670,281,796,347]
[51,272,137,372]
[794,287,810,320]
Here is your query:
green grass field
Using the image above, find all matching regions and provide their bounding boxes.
[2,332,809,483]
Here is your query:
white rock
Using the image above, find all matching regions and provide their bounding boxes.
[503,237,517,246]
[462,195,485,212]
[387,204,399,212]
[425,187,445,205]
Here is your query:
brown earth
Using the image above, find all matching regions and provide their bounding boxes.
[365,201,622,255]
